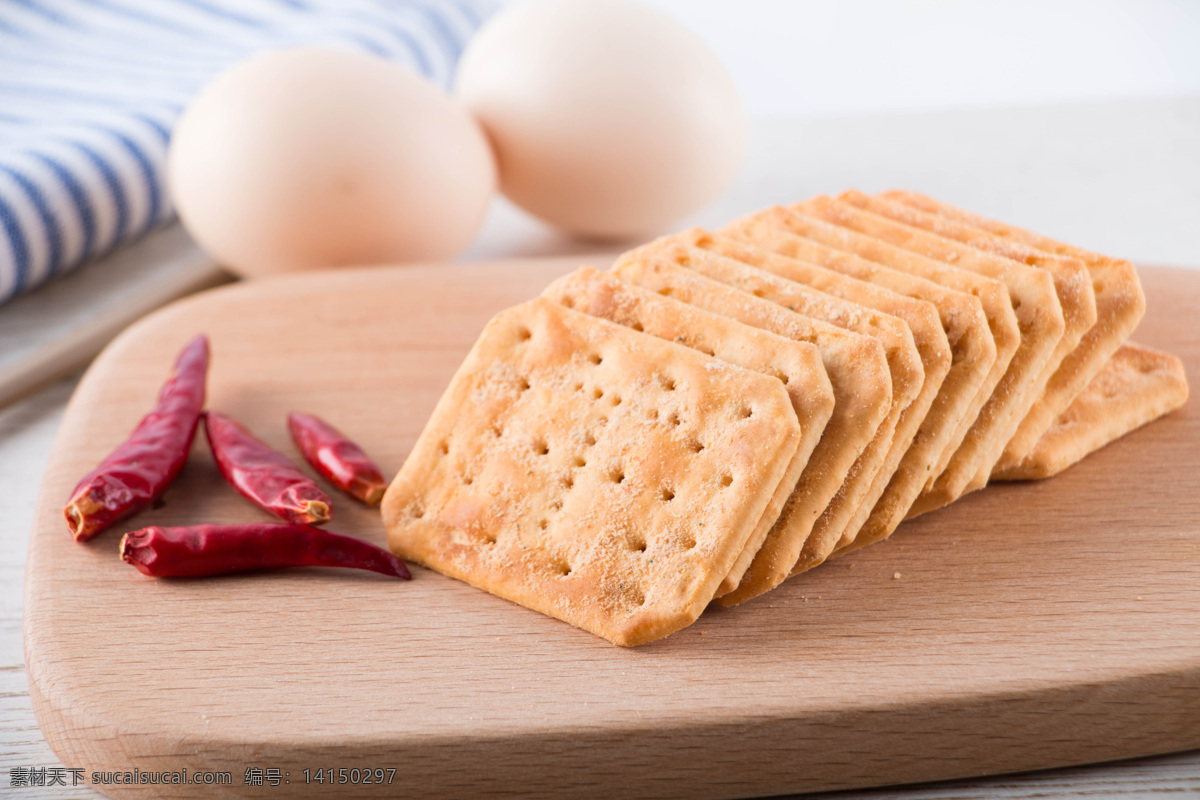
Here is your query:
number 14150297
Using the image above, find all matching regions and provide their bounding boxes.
[304,768,396,785]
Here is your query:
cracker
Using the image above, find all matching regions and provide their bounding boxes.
[611,254,892,604]
[541,267,835,596]
[647,234,928,551]
[688,224,968,553]
[739,206,1017,500]
[723,211,997,548]
[795,196,1065,515]
[879,190,1148,477]
[1000,343,1188,480]
[838,190,1098,491]
[382,298,803,646]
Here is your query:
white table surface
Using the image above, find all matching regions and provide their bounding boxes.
[3,96,1199,798]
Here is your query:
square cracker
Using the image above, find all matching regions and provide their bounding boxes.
[382,298,803,646]
[721,210,998,550]
[610,254,893,604]
[682,227,961,552]
[795,196,1065,515]
[879,190,1147,477]
[642,235,927,552]
[1000,343,1188,480]
[541,267,835,597]
[742,206,1017,493]
[837,190,1098,491]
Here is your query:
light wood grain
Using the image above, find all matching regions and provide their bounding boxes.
[22,259,1200,800]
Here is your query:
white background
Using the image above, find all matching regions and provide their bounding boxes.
[635,0,1200,116]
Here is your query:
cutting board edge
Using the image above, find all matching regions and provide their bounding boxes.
[25,651,1200,800]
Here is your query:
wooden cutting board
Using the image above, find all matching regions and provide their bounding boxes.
[25,259,1200,800]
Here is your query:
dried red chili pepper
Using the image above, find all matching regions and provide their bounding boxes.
[287,412,388,506]
[64,334,209,542]
[205,411,333,525]
[120,523,410,579]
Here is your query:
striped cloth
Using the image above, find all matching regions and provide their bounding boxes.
[0,0,493,307]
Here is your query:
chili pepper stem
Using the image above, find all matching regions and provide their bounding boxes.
[301,500,332,525]
[118,532,142,566]
[65,504,84,540]
[66,494,104,541]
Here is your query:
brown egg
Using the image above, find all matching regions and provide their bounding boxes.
[456,0,746,240]
[169,48,495,278]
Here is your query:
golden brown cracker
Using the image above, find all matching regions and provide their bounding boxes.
[685,225,987,554]
[795,196,1065,514]
[838,190,1097,490]
[862,192,1097,447]
[541,267,835,596]
[879,190,1147,476]
[382,298,803,646]
[611,254,892,604]
[646,234,928,551]
[739,205,1018,497]
[722,210,998,548]
[1001,343,1187,480]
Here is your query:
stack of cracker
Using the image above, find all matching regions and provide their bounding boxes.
[382,191,1189,646]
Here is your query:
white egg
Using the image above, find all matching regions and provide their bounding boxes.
[455,0,746,240]
[169,48,495,278]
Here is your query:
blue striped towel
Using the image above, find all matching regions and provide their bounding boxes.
[0,0,493,308]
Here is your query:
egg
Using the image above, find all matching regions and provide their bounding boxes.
[169,48,495,278]
[455,0,746,240]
